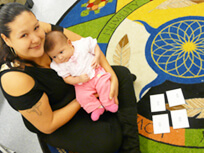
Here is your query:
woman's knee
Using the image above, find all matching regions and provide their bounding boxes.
[112,65,130,74]
[112,66,132,81]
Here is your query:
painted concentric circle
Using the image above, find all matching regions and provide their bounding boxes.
[150,17,204,78]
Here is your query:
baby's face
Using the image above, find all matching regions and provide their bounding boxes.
[48,40,74,64]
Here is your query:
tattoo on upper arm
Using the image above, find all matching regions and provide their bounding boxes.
[27,101,42,116]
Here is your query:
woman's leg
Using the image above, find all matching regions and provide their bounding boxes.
[112,66,141,153]
[41,109,122,153]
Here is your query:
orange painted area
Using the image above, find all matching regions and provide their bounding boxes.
[137,114,186,146]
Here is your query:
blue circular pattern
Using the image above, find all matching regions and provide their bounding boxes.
[150,17,204,79]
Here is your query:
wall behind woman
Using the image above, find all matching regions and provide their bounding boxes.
[31,0,77,24]
[0,0,77,152]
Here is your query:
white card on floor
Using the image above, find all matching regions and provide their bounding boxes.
[152,114,170,134]
[170,109,189,129]
[150,94,166,112]
[166,88,186,107]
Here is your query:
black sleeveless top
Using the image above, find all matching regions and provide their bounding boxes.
[0,66,75,134]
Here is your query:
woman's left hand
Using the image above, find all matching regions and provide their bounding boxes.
[109,75,119,105]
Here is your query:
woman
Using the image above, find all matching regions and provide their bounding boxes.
[0,3,140,153]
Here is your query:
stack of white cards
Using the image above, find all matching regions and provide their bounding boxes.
[150,88,189,134]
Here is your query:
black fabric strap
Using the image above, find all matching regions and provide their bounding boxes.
[51,24,64,32]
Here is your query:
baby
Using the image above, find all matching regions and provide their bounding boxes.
[44,31,118,121]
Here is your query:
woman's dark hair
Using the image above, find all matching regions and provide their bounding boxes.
[0,3,38,68]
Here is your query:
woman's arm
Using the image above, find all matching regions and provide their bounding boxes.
[1,71,81,134]
[20,93,80,134]
[39,21,52,33]
[99,48,119,104]
[39,21,82,41]
[91,45,100,69]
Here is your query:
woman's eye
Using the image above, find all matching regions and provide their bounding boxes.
[60,51,63,54]
[53,56,56,59]
[21,34,27,38]
[34,25,39,31]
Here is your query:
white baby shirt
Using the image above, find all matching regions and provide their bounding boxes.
[51,37,97,79]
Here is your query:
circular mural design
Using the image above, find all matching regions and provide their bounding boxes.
[151,17,204,78]
[138,16,204,98]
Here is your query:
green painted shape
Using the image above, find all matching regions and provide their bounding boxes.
[94,9,100,14]
[140,136,204,153]
[81,9,90,17]
[67,14,114,39]
[185,129,204,147]
[81,3,87,7]
[97,0,150,43]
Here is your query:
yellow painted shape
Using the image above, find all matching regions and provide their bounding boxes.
[116,0,133,12]
[89,0,96,3]
[182,42,197,52]
[99,1,106,7]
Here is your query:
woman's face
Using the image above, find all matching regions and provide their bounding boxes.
[4,11,45,60]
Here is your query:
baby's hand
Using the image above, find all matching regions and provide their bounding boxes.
[79,74,90,83]
[91,57,100,69]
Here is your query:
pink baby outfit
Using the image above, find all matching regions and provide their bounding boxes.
[51,37,117,121]
[74,66,113,113]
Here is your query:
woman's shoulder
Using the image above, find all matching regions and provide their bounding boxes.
[1,69,35,97]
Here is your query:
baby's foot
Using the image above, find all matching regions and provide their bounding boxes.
[105,104,118,113]
[91,107,105,121]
